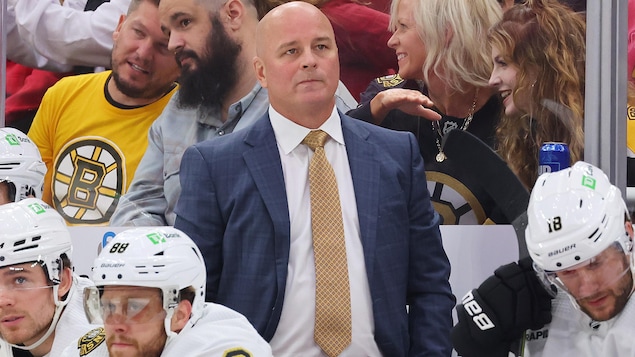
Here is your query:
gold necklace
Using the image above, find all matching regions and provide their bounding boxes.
[433,89,479,163]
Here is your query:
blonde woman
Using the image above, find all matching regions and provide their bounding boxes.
[348,0,504,225]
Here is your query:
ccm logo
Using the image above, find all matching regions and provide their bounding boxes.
[462,290,495,331]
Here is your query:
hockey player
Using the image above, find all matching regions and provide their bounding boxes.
[62,227,272,356]
[0,127,46,204]
[451,161,635,356]
[0,198,95,357]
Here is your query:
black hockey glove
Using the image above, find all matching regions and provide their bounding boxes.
[451,256,553,357]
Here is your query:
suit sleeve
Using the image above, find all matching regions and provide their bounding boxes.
[405,132,456,356]
[174,145,224,301]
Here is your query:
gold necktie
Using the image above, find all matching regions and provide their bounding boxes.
[303,130,352,357]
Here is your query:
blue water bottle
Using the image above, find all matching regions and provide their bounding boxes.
[539,142,570,175]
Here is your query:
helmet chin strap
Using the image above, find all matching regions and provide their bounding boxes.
[627,249,635,300]
[163,308,178,350]
[11,277,74,351]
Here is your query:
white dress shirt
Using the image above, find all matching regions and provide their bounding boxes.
[268,105,382,357]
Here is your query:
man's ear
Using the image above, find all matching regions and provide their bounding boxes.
[253,56,267,88]
[57,267,73,299]
[170,300,193,333]
[112,15,126,41]
[223,0,245,31]
[626,221,634,242]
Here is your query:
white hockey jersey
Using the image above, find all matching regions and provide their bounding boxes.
[522,291,635,357]
[61,302,272,356]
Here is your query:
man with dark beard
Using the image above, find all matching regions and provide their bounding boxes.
[27,0,179,226]
[110,0,357,227]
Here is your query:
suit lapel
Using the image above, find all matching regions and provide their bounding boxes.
[242,114,289,227]
[341,114,380,279]
[242,115,291,326]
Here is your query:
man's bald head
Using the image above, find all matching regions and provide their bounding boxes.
[255,1,334,57]
[253,1,339,126]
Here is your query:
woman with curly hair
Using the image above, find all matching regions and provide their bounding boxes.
[488,0,586,189]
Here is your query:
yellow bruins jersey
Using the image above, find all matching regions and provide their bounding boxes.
[28,71,177,225]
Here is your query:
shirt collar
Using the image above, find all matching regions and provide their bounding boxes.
[269,105,344,155]
[196,82,264,127]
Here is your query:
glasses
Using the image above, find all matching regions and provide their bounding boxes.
[83,286,166,325]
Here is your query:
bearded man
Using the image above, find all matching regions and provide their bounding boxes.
[110,0,357,226]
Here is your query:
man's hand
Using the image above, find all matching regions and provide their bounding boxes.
[451,257,553,356]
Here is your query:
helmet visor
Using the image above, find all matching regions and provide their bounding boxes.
[0,262,54,292]
[539,241,632,301]
[83,286,167,325]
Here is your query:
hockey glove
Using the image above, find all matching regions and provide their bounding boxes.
[451,256,553,356]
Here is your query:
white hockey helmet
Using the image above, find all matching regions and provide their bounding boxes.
[0,198,74,351]
[0,198,72,282]
[86,227,206,329]
[0,128,46,202]
[525,161,632,273]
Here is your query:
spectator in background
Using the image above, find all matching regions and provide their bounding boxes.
[627,0,635,187]
[498,0,516,12]
[347,0,505,225]
[27,0,179,225]
[488,0,586,189]
[259,0,398,101]
[110,0,356,227]
[7,0,129,71]
[174,2,454,355]
[560,0,586,12]
[365,0,390,13]
[5,61,70,132]
[628,83,635,186]
[5,0,113,134]
[629,0,635,85]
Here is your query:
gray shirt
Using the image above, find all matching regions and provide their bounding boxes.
[110,82,357,226]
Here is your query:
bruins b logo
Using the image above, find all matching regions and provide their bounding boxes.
[78,327,106,356]
[427,171,486,225]
[53,137,125,224]
[375,74,404,88]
